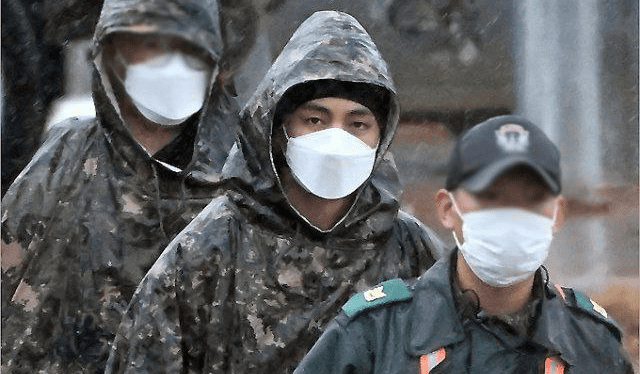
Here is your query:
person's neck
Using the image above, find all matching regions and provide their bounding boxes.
[282,171,353,231]
[121,103,183,155]
[456,253,535,316]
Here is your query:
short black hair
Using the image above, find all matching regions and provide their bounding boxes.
[273,79,391,130]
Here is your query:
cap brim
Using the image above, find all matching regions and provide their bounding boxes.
[461,156,560,195]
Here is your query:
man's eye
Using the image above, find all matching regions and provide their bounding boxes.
[306,117,322,125]
[352,121,368,129]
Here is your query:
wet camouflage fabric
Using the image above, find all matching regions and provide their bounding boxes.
[106,11,444,374]
[1,0,239,372]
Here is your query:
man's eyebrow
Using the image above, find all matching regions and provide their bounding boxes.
[347,107,375,117]
[298,102,330,114]
[298,102,375,116]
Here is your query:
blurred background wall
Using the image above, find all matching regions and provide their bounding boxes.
[2,0,637,368]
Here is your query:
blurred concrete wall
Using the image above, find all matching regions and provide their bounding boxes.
[513,0,638,302]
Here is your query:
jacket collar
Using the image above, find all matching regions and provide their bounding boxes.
[404,255,466,356]
[529,285,580,367]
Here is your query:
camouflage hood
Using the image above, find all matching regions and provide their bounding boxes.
[93,0,224,61]
[223,10,403,237]
[91,0,235,180]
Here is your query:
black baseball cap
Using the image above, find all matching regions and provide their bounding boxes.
[445,115,561,194]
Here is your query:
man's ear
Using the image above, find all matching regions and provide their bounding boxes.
[435,189,457,230]
[552,195,568,233]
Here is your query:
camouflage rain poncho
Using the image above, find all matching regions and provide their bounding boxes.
[1,0,239,372]
[106,10,444,374]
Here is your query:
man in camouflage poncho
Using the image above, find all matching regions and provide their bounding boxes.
[1,0,254,372]
[106,10,444,374]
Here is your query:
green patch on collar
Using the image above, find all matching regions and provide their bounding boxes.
[558,285,622,341]
[573,289,609,319]
[342,279,412,318]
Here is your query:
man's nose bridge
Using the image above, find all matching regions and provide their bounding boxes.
[329,116,347,130]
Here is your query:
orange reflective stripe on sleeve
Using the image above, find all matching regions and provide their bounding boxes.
[544,356,566,374]
[420,348,446,374]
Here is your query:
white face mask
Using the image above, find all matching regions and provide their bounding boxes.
[285,127,377,199]
[123,53,211,125]
[450,193,555,287]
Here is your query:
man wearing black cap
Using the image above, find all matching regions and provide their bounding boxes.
[293,115,634,374]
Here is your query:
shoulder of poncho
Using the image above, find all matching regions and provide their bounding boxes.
[194,193,242,222]
[396,210,446,249]
[171,194,240,248]
[42,116,101,147]
[31,116,102,170]
[2,117,101,209]
[396,210,426,228]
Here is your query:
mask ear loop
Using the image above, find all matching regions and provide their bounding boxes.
[452,231,463,249]
[448,191,465,247]
[282,123,291,141]
[550,198,560,227]
[448,192,465,218]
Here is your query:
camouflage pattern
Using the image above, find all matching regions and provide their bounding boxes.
[106,11,444,374]
[1,0,239,372]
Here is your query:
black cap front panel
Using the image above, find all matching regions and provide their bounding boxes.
[446,115,561,194]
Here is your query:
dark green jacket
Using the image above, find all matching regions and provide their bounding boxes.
[105,11,443,374]
[1,0,238,372]
[294,254,634,374]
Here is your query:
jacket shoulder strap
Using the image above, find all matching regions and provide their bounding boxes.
[342,279,413,318]
[554,284,622,341]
